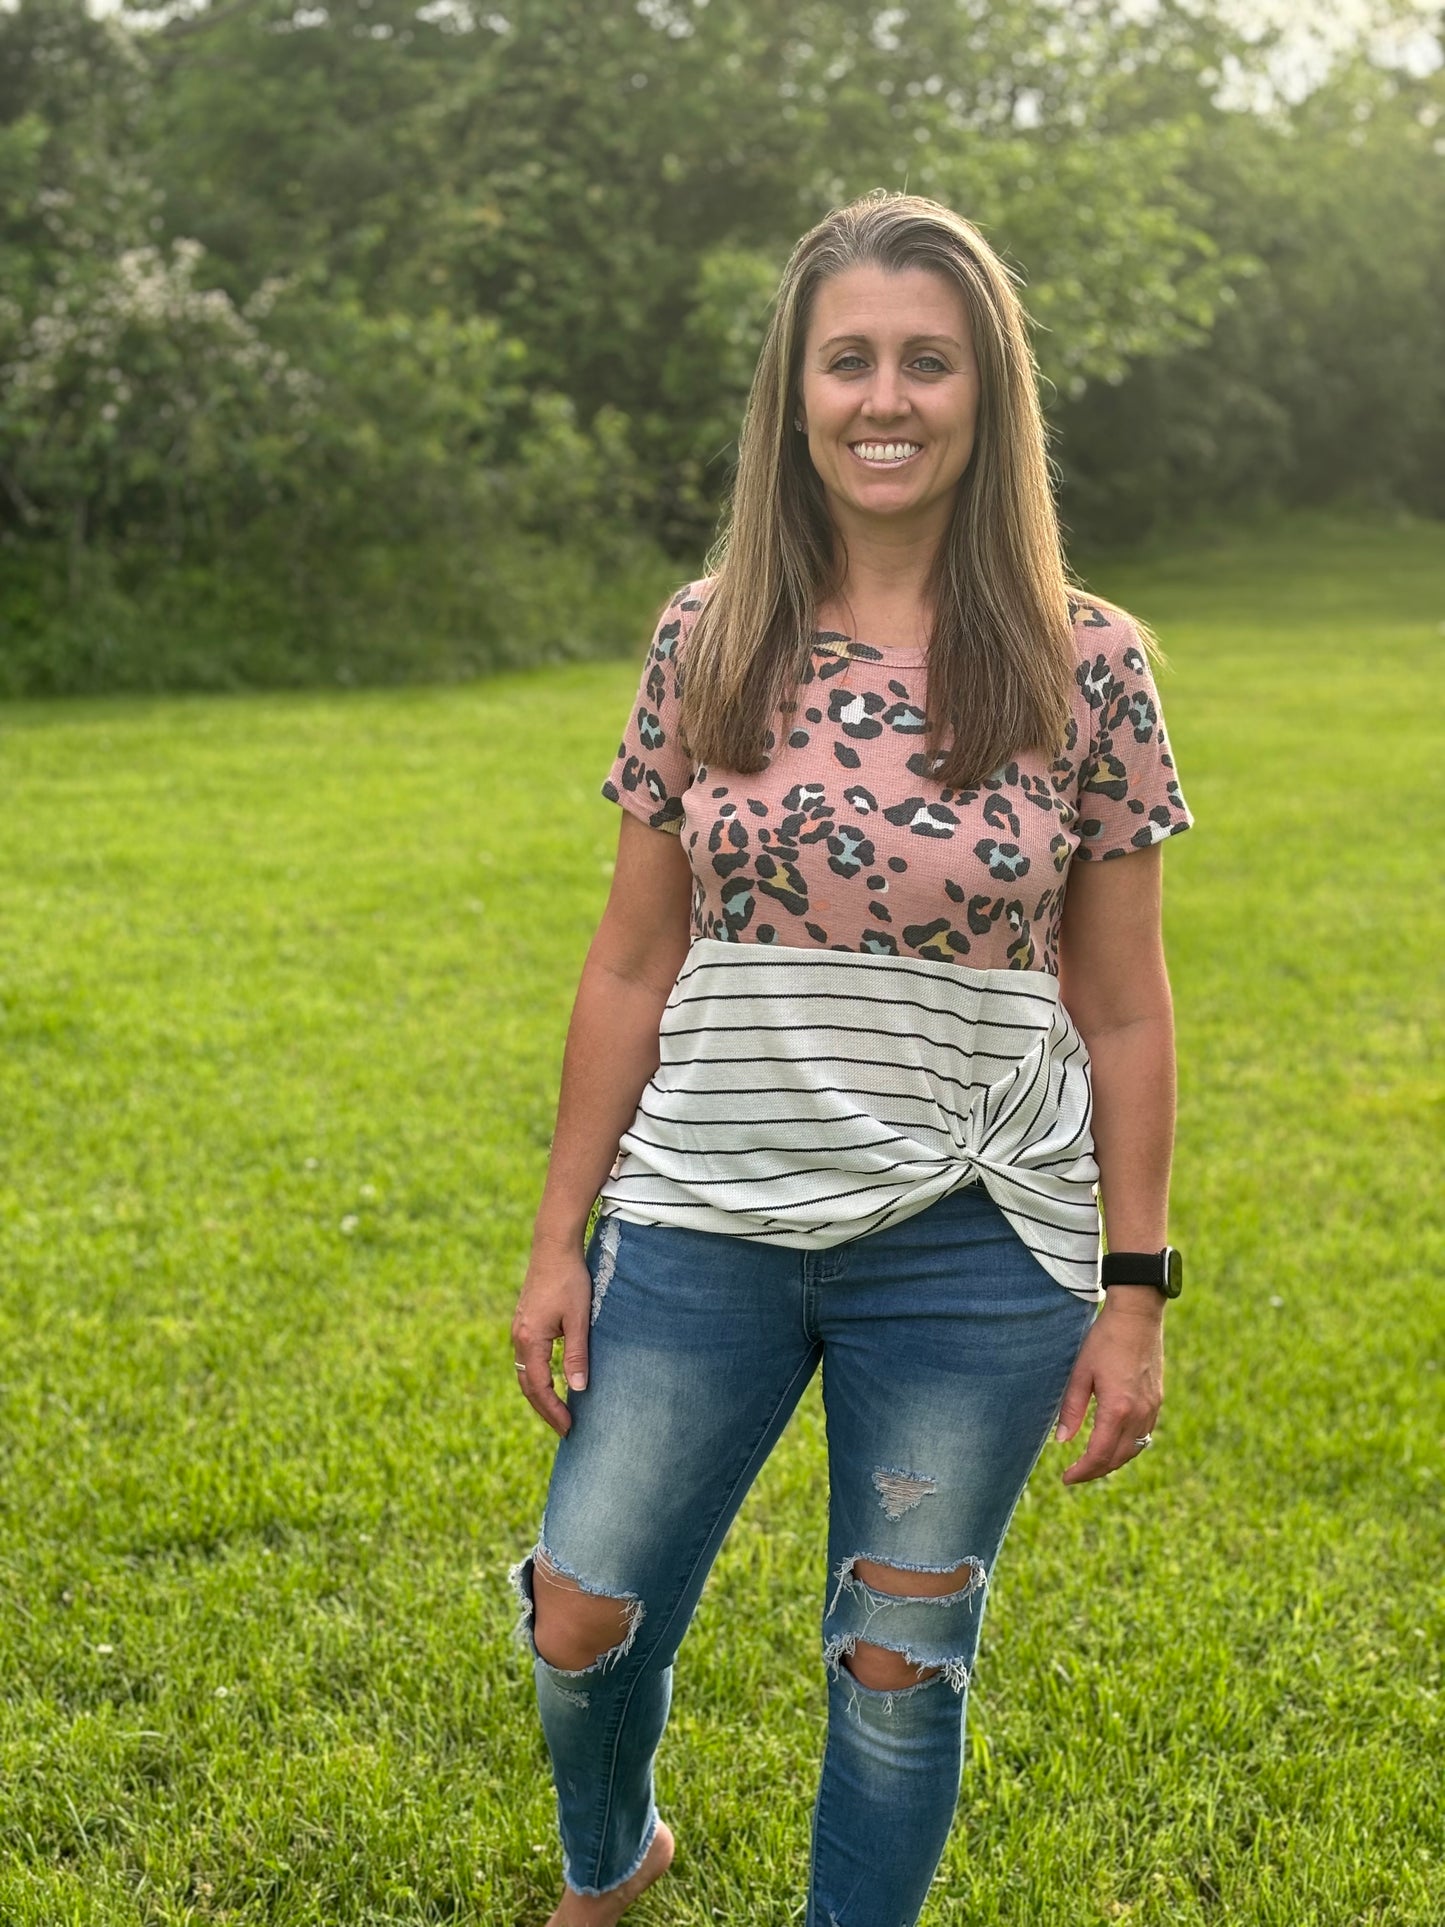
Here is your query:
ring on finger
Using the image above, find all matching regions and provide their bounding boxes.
[1133,1432,1154,1451]
[514,1360,528,1376]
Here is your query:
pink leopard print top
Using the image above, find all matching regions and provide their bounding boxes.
[602,578,1192,976]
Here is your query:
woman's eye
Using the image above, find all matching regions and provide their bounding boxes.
[829,353,948,374]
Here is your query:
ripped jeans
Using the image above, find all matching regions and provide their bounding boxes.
[510,1180,1097,1924]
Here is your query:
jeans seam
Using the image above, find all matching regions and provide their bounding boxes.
[801,1249,819,1343]
[584,1341,822,1890]
[957,1304,1092,1664]
[810,1692,867,1927]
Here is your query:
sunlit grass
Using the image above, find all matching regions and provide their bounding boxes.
[0,510,1440,1924]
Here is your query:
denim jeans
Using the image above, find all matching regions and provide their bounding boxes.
[510,1179,1097,1924]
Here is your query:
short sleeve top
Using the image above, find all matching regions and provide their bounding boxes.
[601,577,1193,976]
[594,578,1194,1300]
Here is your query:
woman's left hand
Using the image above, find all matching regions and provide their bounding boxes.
[1054,1293,1165,1486]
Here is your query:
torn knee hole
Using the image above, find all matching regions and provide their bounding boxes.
[824,1631,972,1699]
[531,1550,645,1674]
[849,1555,986,1600]
[821,1554,984,1700]
[844,1640,942,1691]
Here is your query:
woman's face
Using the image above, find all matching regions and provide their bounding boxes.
[796,261,981,545]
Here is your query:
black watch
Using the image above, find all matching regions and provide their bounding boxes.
[1100,1246,1183,1299]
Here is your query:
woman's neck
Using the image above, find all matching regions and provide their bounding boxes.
[817,520,941,647]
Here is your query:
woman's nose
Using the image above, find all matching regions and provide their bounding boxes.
[861,368,908,421]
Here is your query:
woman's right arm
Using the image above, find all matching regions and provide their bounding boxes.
[511,809,695,1435]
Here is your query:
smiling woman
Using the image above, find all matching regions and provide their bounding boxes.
[509,191,1192,1927]
[800,267,982,555]
[678,194,1086,801]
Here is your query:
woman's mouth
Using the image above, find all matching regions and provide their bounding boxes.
[849,440,923,468]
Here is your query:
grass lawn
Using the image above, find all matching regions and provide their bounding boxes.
[0,510,1440,1925]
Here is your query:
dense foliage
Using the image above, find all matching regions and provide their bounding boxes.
[1,0,1441,692]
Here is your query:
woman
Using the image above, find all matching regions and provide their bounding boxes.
[509,191,1192,1927]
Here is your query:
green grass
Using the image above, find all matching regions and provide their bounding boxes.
[0,509,1441,1925]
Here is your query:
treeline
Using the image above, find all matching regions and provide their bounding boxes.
[1,0,1441,695]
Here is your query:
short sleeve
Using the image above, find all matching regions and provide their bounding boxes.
[1071,607,1194,861]
[600,583,700,835]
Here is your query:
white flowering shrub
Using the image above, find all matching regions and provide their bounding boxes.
[1,234,317,552]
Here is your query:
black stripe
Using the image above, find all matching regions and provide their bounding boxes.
[1023,1094,1095,1166]
[659,1032,1027,1070]
[618,1123,1097,1219]
[639,1079,1094,1148]
[1021,1148,1096,1173]
[978,1028,1078,1160]
[976,1059,1033,1157]
[665,985,1049,1036]
[648,1068,993,1105]
[635,1098,911,1132]
[980,1063,1034,1156]
[989,1168,1098,1217]
[620,1126,912,1160]
[677,948,1062,1012]
[637,1102,982,1157]
[987,1196,1098,1248]
[607,1165,947,1210]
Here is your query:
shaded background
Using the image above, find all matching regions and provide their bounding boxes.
[1,0,1442,694]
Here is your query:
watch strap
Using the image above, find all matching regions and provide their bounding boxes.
[1100,1246,1183,1297]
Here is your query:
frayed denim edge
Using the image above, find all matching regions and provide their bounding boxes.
[507,1542,646,1674]
[562,1806,660,1900]
[822,1629,972,1701]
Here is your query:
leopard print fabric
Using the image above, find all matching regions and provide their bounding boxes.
[601,580,1192,975]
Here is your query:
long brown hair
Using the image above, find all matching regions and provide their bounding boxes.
[679,191,1121,790]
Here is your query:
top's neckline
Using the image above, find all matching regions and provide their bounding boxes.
[810,628,927,666]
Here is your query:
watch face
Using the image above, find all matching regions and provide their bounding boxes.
[1164,1246,1183,1297]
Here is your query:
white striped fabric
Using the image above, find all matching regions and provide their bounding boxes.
[597,937,1104,1303]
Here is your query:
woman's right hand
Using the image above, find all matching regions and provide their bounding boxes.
[511,1240,593,1437]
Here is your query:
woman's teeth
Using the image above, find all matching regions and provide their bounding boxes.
[851,441,922,465]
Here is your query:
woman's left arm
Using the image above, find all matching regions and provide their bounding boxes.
[1054,841,1175,1486]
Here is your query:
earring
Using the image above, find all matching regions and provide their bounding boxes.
[793,416,806,432]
